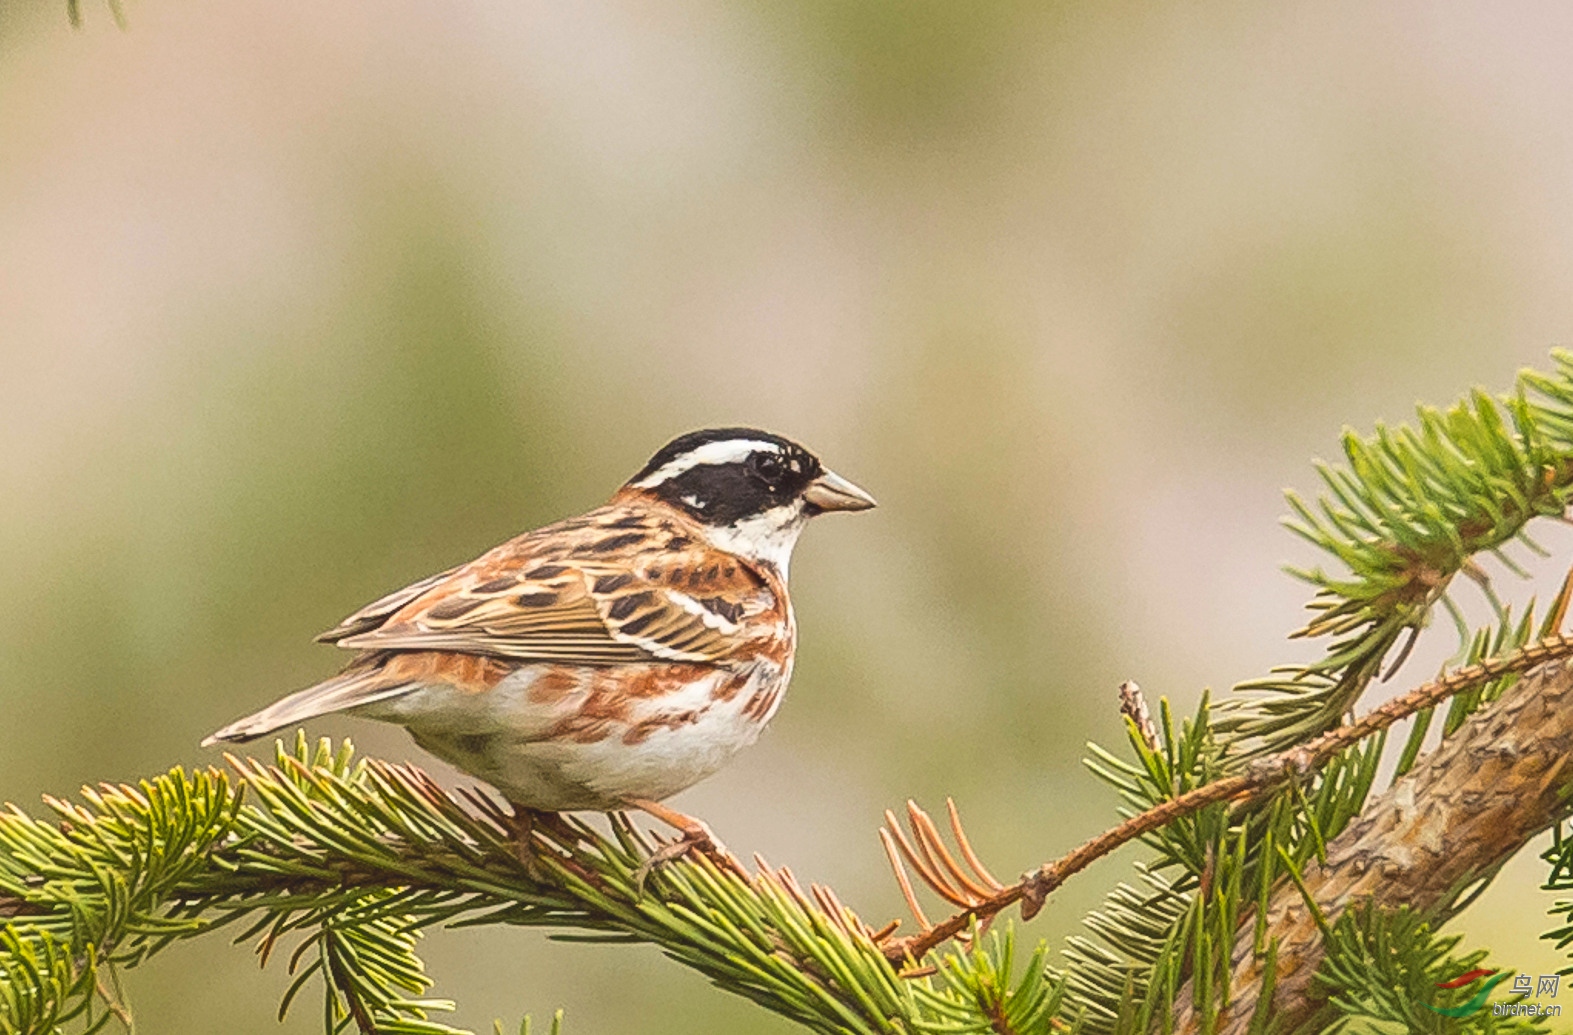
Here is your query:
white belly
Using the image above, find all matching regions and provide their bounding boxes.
[356,659,788,810]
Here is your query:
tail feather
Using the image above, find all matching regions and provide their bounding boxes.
[202,669,414,747]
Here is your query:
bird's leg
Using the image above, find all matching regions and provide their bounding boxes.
[626,798,749,889]
[505,803,562,881]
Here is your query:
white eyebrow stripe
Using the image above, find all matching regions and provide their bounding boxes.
[631,439,781,488]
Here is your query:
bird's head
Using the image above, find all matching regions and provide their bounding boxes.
[620,427,876,574]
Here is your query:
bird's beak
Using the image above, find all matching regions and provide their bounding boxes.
[802,469,877,513]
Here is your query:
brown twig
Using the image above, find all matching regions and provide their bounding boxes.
[882,631,1573,963]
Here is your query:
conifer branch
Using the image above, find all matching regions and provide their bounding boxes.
[1219,353,1573,757]
[1172,654,1573,1032]
[0,737,1064,1035]
[1058,354,1573,1028]
[884,630,1573,964]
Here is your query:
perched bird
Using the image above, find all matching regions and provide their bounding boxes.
[204,427,875,869]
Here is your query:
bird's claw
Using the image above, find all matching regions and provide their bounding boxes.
[632,822,748,894]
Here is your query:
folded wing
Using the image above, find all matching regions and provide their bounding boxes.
[326,508,778,665]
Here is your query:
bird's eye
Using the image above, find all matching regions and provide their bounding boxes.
[750,452,786,488]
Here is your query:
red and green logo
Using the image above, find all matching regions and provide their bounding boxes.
[1426,968,1508,1018]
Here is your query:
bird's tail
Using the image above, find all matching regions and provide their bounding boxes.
[201,668,414,746]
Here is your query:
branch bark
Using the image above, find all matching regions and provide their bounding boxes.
[1177,655,1573,1033]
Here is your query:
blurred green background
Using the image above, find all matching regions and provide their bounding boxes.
[5,2,1573,1030]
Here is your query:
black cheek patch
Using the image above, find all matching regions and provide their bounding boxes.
[649,464,774,526]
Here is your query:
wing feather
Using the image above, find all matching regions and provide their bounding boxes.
[316,565,462,643]
[323,505,779,665]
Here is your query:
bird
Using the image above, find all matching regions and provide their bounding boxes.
[204,427,876,873]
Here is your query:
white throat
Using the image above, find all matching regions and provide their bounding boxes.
[701,503,808,578]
